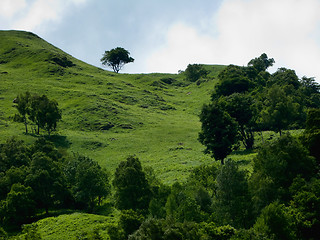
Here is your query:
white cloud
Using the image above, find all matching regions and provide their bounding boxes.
[146,0,320,80]
[1,0,88,33]
[0,0,26,18]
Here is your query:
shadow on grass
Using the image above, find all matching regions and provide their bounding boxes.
[45,135,71,148]
[231,149,255,156]
[22,132,71,149]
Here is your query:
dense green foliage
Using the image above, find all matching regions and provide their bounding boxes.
[200,53,320,163]
[113,156,151,211]
[199,102,238,164]
[0,31,319,239]
[0,138,110,228]
[14,91,62,135]
[184,64,208,82]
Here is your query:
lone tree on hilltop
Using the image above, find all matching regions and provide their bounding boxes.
[101,47,134,73]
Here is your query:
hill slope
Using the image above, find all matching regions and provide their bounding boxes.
[0,30,228,183]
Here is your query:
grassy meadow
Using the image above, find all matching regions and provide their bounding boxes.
[0,30,237,184]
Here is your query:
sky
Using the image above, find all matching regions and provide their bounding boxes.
[1,0,320,81]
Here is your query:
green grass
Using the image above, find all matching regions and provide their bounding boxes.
[0,30,234,184]
[9,212,118,239]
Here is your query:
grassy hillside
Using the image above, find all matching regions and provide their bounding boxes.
[0,30,238,184]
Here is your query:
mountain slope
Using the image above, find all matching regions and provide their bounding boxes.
[0,30,228,183]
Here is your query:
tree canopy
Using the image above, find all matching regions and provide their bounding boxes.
[14,92,61,135]
[199,102,238,164]
[113,156,152,210]
[101,47,134,73]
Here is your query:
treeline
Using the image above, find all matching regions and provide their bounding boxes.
[197,53,320,164]
[0,109,319,239]
[0,137,110,226]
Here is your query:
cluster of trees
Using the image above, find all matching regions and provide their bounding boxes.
[199,53,320,164]
[0,138,110,228]
[0,109,319,239]
[113,111,319,239]
[13,92,61,135]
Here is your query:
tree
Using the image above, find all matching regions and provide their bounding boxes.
[13,91,31,134]
[299,76,320,108]
[302,108,320,163]
[184,64,208,82]
[165,182,203,222]
[250,134,315,213]
[14,92,62,135]
[269,68,300,89]
[253,202,296,240]
[119,209,145,238]
[1,183,36,226]
[101,47,134,73]
[248,53,275,73]
[219,93,255,149]
[28,94,61,135]
[199,102,238,164]
[113,156,151,210]
[65,154,110,211]
[214,160,252,229]
[0,137,30,173]
[25,152,65,214]
[214,65,253,98]
[258,85,299,135]
[289,177,320,239]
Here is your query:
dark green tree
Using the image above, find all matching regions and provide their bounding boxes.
[248,53,275,73]
[113,156,151,210]
[13,91,31,134]
[184,64,208,82]
[258,85,299,135]
[165,182,203,223]
[219,93,255,149]
[0,166,29,201]
[199,102,238,164]
[25,152,65,214]
[187,164,218,196]
[214,65,253,98]
[214,160,252,229]
[14,92,61,135]
[269,68,300,89]
[302,108,320,163]
[65,155,110,211]
[253,202,296,240]
[250,134,315,213]
[1,183,36,226]
[101,47,134,73]
[0,138,30,173]
[119,209,145,238]
[28,94,61,135]
[299,76,320,108]
[289,177,320,239]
